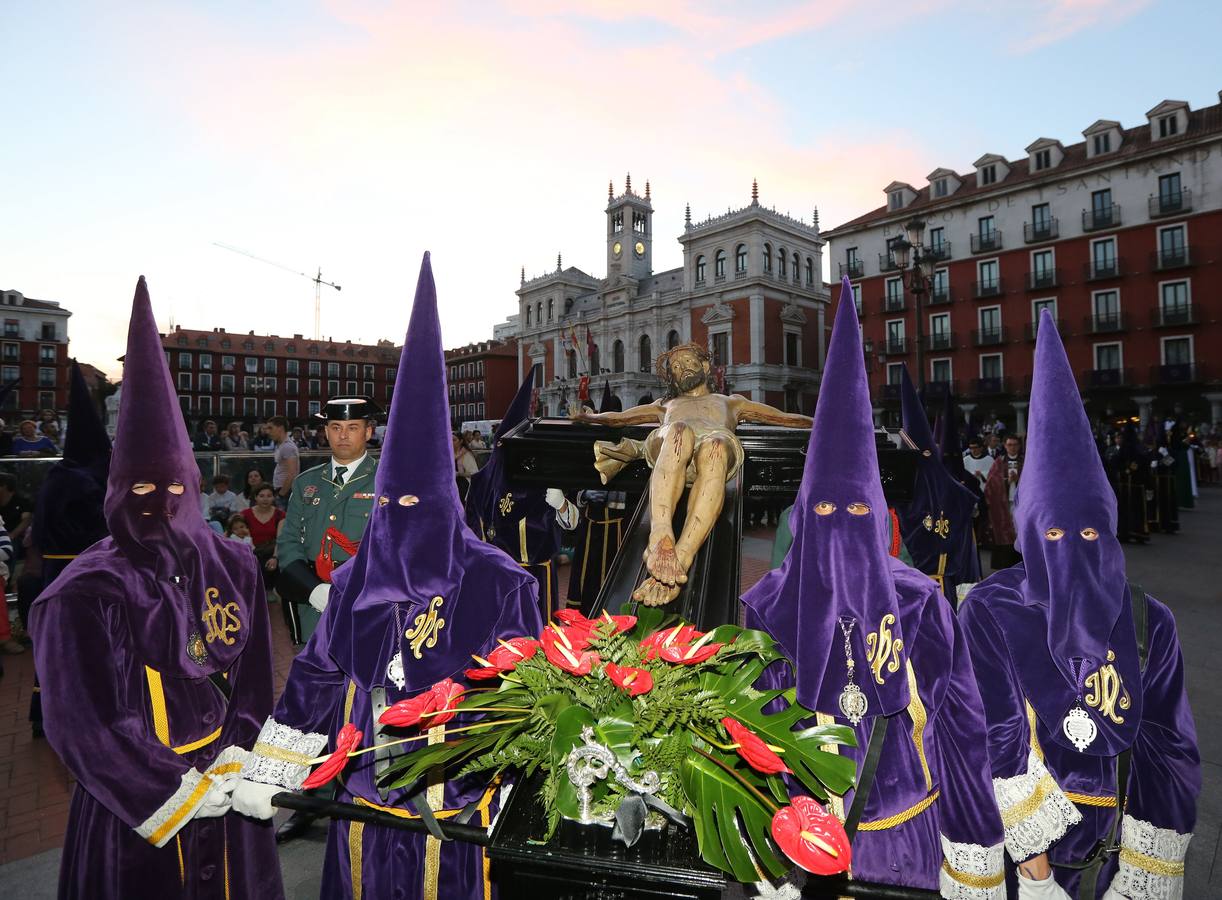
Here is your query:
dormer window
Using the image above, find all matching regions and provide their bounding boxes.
[1093,133,1110,155]
[1033,149,1051,171]
[933,179,948,197]
[888,193,903,210]
[980,165,997,186]
[1159,114,1178,138]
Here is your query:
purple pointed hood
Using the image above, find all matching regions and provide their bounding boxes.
[742,277,909,716]
[465,365,538,528]
[599,380,621,413]
[63,361,112,467]
[1010,309,1140,747]
[102,278,253,674]
[329,254,538,692]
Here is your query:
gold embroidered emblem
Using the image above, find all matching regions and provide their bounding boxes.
[1084,649,1131,724]
[865,613,904,685]
[201,587,242,647]
[922,514,933,531]
[932,512,950,539]
[406,596,446,660]
[498,493,514,516]
[187,631,209,665]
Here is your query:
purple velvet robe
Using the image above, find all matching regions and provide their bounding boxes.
[747,560,1005,894]
[270,575,540,900]
[30,547,282,900]
[960,573,1200,897]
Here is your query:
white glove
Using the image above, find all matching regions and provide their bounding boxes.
[194,772,238,819]
[544,488,566,509]
[232,779,281,820]
[308,582,331,613]
[1017,871,1072,900]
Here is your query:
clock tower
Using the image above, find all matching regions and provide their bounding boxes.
[606,174,653,280]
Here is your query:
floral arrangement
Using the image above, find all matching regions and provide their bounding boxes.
[302,607,858,883]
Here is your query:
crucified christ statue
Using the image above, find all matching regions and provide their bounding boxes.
[573,342,811,606]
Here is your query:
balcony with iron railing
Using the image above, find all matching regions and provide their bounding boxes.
[1151,245,1195,270]
[1083,367,1133,389]
[1025,268,1060,291]
[970,375,1012,396]
[878,252,901,273]
[1151,362,1205,385]
[973,277,1004,299]
[882,337,910,356]
[970,231,1003,253]
[1023,218,1059,243]
[1082,204,1121,231]
[925,378,958,398]
[972,326,1006,347]
[1149,189,1192,218]
[1085,257,1124,280]
[839,259,864,279]
[926,286,954,306]
[926,242,952,261]
[880,383,902,402]
[881,294,906,313]
[1151,303,1198,327]
[1084,312,1127,334]
[1024,317,1064,341]
[926,331,956,352]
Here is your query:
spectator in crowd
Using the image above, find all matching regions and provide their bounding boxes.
[310,422,328,450]
[0,472,33,552]
[241,483,285,589]
[252,423,274,451]
[985,434,1024,568]
[468,430,487,450]
[962,436,993,489]
[242,467,266,505]
[201,473,248,529]
[221,420,249,450]
[0,519,19,655]
[985,431,1001,457]
[41,420,64,450]
[12,420,57,456]
[35,408,61,436]
[453,431,478,477]
[192,418,222,451]
[291,425,306,447]
[0,419,13,457]
[226,513,253,545]
[268,415,299,508]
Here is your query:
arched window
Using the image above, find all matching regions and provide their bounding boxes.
[536,303,542,326]
[525,306,531,326]
[805,257,814,286]
[639,334,652,372]
[763,243,772,272]
[547,298,554,322]
[735,244,747,272]
[590,344,600,373]
[695,255,706,283]
[778,247,787,278]
[567,349,577,379]
[792,252,800,283]
[638,394,654,405]
[667,329,680,349]
[714,249,726,279]
[612,340,625,373]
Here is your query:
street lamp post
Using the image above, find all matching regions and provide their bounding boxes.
[889,217,939,394]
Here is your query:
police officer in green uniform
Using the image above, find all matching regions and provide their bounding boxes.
[277,397,380,645]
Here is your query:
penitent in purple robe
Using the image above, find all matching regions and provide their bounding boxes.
[742,277,1006,898]
[240,254,542,900]
[959,311,1199,898]
[30,278,282,899]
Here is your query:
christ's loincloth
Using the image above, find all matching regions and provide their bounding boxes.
[593,425,744,485]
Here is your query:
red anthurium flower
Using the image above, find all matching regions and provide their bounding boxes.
[464,638,540,681]
[770,796,851,876]
[605,662,654,696]
[721,717,791,774]
[302,723,363,790]
[554,609,596,635]
[379,691,438,728]
[542,623,591,656]
[657,630,724,665]
[598,611,637,634]
[463,664,504,681]
[427,678,465,726]
[639,624,701,660]
[541,630,601,675]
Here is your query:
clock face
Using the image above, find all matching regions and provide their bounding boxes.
[634,241,645,257]
[612,241,622,257]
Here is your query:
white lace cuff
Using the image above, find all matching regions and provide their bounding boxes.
[241,717,328,791]
[993,749,1082,861]
[206,744,250,778]
[1110,814,1191,900]
[938,835,1005,899]
[135,768,211,847]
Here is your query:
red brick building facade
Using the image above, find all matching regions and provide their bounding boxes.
[445,339,519,428]
[0,289,72,417]
[822,94,1222,431]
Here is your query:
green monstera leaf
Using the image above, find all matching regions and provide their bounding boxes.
[679,748,789,883]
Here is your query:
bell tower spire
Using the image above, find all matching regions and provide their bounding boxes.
[605,173,653,280]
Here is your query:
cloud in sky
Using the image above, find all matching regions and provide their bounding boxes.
[1007,0,1154,54]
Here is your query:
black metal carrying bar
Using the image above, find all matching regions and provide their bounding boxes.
[271,792,491,846]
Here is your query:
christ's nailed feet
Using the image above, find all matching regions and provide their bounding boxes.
[643,535,688,585]
[633,576,681,607]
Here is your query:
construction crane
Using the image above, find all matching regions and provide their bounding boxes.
[213,242,340,340]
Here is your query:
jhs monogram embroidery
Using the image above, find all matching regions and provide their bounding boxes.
[405,596,446,660]
[865,613,904,686]
[1084,650,1131,724]
[201,587,242,646]
[498,493,515,516]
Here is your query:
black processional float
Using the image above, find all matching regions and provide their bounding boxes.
[277,418,931,899]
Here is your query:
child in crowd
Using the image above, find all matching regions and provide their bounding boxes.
[226,514,253,545]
